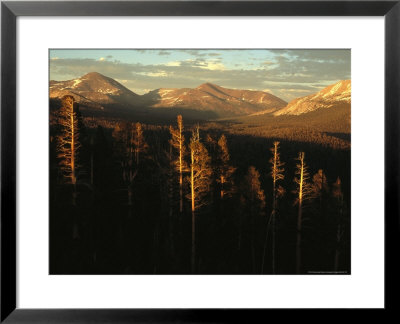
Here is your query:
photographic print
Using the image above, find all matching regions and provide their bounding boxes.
[49,49,350,274]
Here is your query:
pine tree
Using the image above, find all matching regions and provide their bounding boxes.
[243,167,266,209]
[216,134,236,199]
[294,152,313,273]
[264,141,284,274]
[112,123,138,213]
[92,125,112,190]
[56,95,82,206]
[187,126,212,273]
[133,122,147,166]
[312,169,329,212]
[243,166,266,272]
[205,134,217,158]
[169,115,187,213]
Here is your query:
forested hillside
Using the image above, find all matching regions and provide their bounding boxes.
[50,96,350,274]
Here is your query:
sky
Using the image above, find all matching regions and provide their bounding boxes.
[50,49,350,101]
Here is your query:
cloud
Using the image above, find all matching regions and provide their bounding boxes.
[158,50,171,56]
[182,59,225,71]
[179,50,208,57]
[164,61,181,67]
[177,50,221,58]
[272,49,350,62]
[202,61,225,71]
[262,60,275,65]
[138,71,169,77]
[208,52,221,57]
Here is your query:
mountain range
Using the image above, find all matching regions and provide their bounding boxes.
[50,72,350,119]
[50,72,141,110]
[274,80,351,116]
[140,82,287,116]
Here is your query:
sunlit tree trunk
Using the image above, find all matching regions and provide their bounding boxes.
[179,119,184,213]
[262,141,284,274]
[56,95,83,238]
[56,95,81,203]
[271,146,277,273]
[70,109,76,189]
[297,153,305,274]
[170,115,187,213]
[191,148,195,273]
[188,126,212,273]
[294,152,312,274]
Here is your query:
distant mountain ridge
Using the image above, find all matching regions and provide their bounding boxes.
[274,80,351,116]
[141,82,287,116]
[50,72,351,119]
[50,72,141,110]
[50,72,287,117]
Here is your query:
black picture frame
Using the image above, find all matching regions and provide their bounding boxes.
[1,0,399,322]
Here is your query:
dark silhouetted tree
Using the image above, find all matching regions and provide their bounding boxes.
[216,134,236,199]
[243,166,266,272]
[332,177,344,271]
[312,169,329,212]
[112,123,138,214]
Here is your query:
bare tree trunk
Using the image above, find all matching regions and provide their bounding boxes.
[296,154,304,274]
[179,173,183,213]
[179,125,183,213]
[168,144,175,257]
[267,142,283,274]
[191,209,195,274]
[70,103,78,239]
[191,150,195,274]
[296,201,302,274]
[272,185,276,274]
[271,145,277,274]
[70,106,76,206]
[261,211,272,274]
